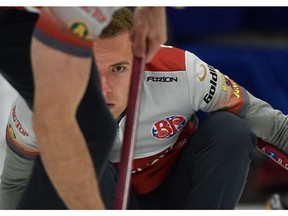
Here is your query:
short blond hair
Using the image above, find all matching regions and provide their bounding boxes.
[99,8,133,39]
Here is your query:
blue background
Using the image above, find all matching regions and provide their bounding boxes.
[166,7,288,114]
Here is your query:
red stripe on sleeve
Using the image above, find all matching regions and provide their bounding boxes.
[36,8,93,49]
[145,46,186,72]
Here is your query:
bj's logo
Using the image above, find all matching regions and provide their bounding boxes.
[152,115,186,139]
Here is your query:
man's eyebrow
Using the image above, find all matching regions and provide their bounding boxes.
[110,61,130,67]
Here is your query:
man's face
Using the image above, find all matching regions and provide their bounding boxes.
[94,33,133,119]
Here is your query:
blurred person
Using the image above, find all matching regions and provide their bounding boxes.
[1,7,288,210]
[0,7,167,209]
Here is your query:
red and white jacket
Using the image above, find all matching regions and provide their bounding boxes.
[6,45,288,194]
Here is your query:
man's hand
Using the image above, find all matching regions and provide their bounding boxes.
[130,7,167,62]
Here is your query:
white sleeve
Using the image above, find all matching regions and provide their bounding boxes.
[244,91,288,153]
[185,51,251,116]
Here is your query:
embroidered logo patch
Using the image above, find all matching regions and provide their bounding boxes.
[70,21,89,38]
[152,115,186,139]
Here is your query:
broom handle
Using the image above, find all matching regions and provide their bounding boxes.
[114,56,145,209]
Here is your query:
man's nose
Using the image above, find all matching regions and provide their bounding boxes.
[101,76,112,96]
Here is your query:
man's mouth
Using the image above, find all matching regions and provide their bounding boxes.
[107,103,115,109]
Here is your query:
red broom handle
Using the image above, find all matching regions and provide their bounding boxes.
[114,57,145,209]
